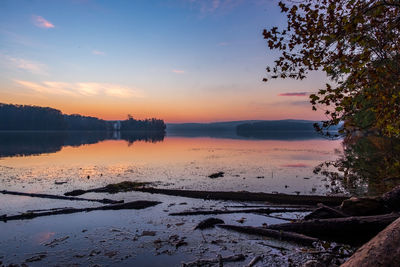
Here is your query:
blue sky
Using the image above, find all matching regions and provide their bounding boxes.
[0,0,328,122]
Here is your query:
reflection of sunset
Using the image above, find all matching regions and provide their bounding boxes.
[2,137,341,167]
[34,231,55,244]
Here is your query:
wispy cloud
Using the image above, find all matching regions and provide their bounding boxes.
[172,69,185,74]
[278,92,308,96]
[92,50,105,55]
[32,15,55,29]
[187,0,243,16]
[15,80,144,98]
[0,54,48,75]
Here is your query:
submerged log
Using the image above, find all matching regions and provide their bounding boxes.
[170,207,313,216]
[0,190,123,204]
[64,181,152,196]
[181,254,245,267]
[133,187,348,206]
[0,200,161,222]
[341,217,400,267]
[217,224,319,246]
[267,213,400,245]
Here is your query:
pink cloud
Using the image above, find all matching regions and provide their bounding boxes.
[32,15,55,29]
[92,50,105,55]
[278,92,308,96]
[217,42,229,46]
[281,163,309,168]
[172,70,185,74]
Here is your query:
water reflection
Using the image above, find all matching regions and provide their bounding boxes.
[315,135,400,196]
[0,131,164,158]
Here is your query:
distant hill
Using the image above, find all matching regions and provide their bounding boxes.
[167,120,262,132]
[167,120,341,140]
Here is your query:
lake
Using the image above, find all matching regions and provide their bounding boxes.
[0,131,344,266]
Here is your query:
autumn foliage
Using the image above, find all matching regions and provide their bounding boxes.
[263,0,400,137]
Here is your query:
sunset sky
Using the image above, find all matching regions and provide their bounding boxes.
[0,0,329,123]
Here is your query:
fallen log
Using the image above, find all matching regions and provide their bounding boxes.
[64,181,348,205]
[0,190,123,204]
[246,255,262,267]
[267,213,400,245]
[0,200,161,222]
[337,185,400,216]
[217,224,319,246]
[305,204,348,220]
[226,204,315,209]
[133,187,348,206]
[64,181,151,196]
[341,217,400,267]
[170,207,313,216]
[181,254,245,267]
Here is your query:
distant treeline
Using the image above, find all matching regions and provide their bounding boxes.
[236,121,316,133]
[235,120,341,140]
[0,103,166,132]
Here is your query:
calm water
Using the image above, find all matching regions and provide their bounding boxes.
[0,132,344,266]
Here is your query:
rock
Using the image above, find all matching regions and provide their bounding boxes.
[141,231,156,236]
[340,197,383,216]
[104,251,118,258]
[208,172,224,178]
[89,249,101,256]
[302,260,325,267]
[195,218,225,230]
[25,254,46,262]
[305,205,347,220]
[44,236,69,247]
[382,184,400,211]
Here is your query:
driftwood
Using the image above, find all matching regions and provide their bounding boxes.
[341,217,400,267]
[246,255,262,267]
[225,204,315,209]
[64,181,348,205]
[267,213,400,244]
[217,224,319,246]
[0,190,123,204]
[64,181,151,196]
[181,254,245,267]
[305,204,348,220]
[133,187,348,205]
[338,185,400,216]
[170,207,313,216]
[0,200,161,222]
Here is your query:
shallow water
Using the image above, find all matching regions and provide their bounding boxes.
[0,132,344,266]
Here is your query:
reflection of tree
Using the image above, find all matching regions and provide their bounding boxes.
[315,135,400,196]
[0,131,165,158]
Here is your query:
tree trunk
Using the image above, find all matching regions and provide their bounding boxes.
[341,217,400,267]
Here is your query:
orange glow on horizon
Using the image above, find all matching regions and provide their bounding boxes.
[0,93,326,123]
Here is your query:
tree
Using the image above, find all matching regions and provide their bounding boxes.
[263,0,400,137]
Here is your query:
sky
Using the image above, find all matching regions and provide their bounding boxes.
[0,0,329,123]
